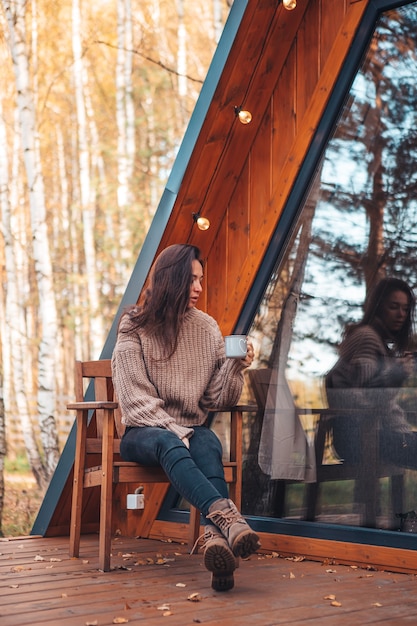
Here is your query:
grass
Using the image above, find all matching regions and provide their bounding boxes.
[1,456,44,537]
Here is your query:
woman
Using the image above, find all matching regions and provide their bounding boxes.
[111,244,259,592]
[326,277,417,467]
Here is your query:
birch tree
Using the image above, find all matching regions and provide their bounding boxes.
[116,0,136,261]
[0,101,48,487]
[72,0,105,359]
[1,0,60,485]
[177,0,187,97]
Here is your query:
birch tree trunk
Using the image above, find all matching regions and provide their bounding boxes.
[1,0,60,485]
[0,388,4,534]
[213,0,223,43]
[72,0,104,359]
[116,0,135,259]
[0,101,47,487]
[176,0,187,98]
[0,114,6,527]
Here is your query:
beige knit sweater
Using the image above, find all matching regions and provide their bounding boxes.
[111,307,248,436]
[325,324,410,433]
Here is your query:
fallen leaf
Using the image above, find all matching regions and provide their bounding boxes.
[176,583,186,587]
[157,604,170,611]
[50,558,62,562]
[326,569,336,573]
[113,618,129,624]
[85,621,98,626]
[331,601,342,607]
[61,593,68,598]
[372,602,382,607]
[34,555,45,561]
[289,572,295,579]
[162,611,172,617]
[188,592,202,602]
[10,585,19,589]
[324,594,336,601]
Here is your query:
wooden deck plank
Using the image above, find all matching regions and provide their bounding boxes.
[1,534,417,625]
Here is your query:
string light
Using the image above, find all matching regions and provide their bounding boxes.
[234,105,252,125]
[193,212,210,231]
[283,0,297,10]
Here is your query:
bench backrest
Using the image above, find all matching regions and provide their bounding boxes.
[75,359,125,439]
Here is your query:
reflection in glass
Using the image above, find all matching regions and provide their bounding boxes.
[242,3,417,531]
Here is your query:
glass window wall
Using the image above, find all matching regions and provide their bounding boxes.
[241,2,417,534]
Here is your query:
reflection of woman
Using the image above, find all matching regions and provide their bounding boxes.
[112,244,259,592]
[325,278,417,467]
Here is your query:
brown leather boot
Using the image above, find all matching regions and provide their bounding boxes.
[202,524,236,591]
[207,498,260,559]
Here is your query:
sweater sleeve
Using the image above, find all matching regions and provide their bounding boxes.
[326,326,408,416]
[346,329,406,389]
[198,328,247,410]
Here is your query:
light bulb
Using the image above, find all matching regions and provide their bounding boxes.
[196,216,210,231]
[238,109,252,124]
[283,0,296,10]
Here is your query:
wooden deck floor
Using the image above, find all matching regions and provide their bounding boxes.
[1,533,417,625]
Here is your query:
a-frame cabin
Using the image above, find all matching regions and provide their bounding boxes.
[33,0,417,573]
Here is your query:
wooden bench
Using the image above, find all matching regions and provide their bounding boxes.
[68,359,254,571]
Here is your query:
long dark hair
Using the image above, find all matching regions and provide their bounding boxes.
[120,244,203,356]
[346,278,415,351]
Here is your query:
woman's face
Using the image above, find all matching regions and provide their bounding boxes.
[188,259,203,308]
[380,289,410,334]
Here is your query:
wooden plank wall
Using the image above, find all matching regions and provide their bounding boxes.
[158,0,368,334]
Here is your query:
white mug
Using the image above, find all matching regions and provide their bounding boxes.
[225,335,247,359]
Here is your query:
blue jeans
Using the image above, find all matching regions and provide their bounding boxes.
[120,425,228,522]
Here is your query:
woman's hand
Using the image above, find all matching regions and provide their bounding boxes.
[168,423,194,447]
[242,339,255,368]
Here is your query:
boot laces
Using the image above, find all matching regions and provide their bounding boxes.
[202,526,225,548]
[190,525,223,555]
[207,507,245,533]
